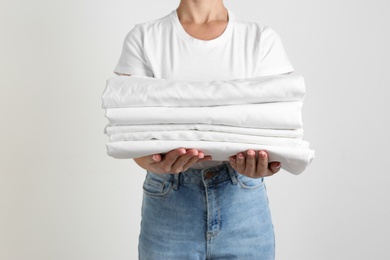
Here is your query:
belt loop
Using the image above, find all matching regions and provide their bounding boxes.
[172,173,180,190]
[226,163,238,185]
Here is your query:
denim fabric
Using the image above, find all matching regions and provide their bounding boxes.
[138,162,275,260]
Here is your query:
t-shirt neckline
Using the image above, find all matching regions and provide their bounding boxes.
[170,8,235,46]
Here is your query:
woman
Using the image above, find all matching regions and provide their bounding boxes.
[114,0,294,258]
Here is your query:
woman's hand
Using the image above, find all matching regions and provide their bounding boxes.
[229,149,281,178]
[133,148,212,174]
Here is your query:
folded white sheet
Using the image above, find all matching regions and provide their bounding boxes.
[108,130,306,148]
[105,140,315,175]
[104,124,304,138]
[105,102,303,129]
[102,74,306,108]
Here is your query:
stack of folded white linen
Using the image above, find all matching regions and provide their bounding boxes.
[101,74,315,175]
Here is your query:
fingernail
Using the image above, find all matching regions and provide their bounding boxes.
[247,151,255,156]
[259,151,266,158]
[238,153,244,159]
[152,155,158,161]
[275,162,281,168]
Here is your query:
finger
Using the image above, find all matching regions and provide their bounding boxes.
[182,153,203,171]
[229,155,237,169]
[158,148,187,172]
[197,155,213,162]
[141,153,162,165]
[195,152,210,161]
[164,148,187,163]
[236,152,246,174]
[256,150,269,177]
[171,149,199,173]
[244,150,256,177]
[151,154,162,163]
[269,161,281,174]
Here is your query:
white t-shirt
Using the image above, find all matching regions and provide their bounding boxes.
[114,8,294,169]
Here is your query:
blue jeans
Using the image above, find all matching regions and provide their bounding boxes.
[138,162,275,260]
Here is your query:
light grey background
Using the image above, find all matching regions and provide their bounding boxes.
[1,0,389,259]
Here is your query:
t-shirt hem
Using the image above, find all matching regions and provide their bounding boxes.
[189,160,229,169]
[257,66,295,77]
[114,66,154,77]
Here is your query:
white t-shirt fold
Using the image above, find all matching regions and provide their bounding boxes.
[106,140,314,175]
[105,102,303,129]
[102,74,306,108]
[104,124,304,138]
[108,130,305,147]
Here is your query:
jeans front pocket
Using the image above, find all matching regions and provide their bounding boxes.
[143,171,173,198]
[236,172,265,190]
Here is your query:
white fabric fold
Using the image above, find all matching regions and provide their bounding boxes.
[108,130,305,147]
[101,74,306,108]
[105,140,315,175]
[104,124,304,138]
[105,102,303,129]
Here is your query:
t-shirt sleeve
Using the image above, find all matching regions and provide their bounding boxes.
[114,24,154,77]
[256,25,294,76]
